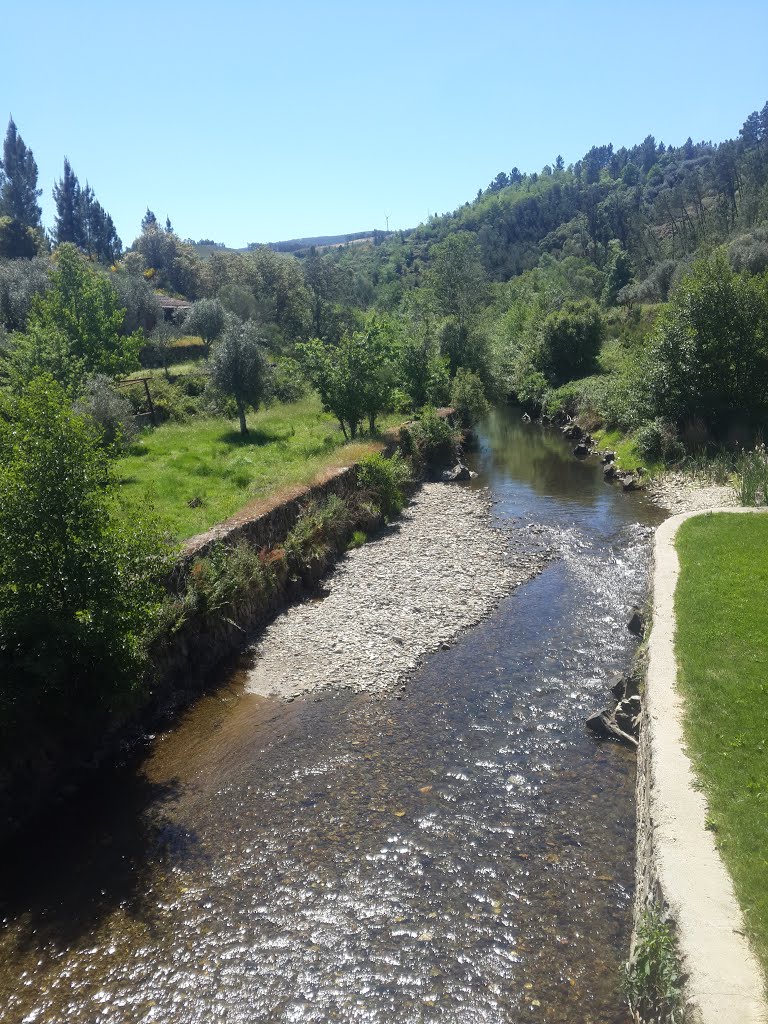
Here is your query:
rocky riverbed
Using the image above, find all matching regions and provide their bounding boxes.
[245,482,551,699]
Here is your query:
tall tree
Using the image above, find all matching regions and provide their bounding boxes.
[0,118,42,228]
[53,158,82,246]
[210,318,271,436]
[11,244,141,387]
[80,186,122,263]
[184,298,226,358]
[141,208,157,231]
[53,161,122,263]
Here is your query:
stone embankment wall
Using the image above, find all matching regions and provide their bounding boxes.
[634,509,767,1024]
[154,463,371,699]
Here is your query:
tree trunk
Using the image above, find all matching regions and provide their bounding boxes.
[237,400,248,436]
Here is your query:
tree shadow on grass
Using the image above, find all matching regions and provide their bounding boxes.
[219,427,293,448]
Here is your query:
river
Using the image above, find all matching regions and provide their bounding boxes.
[0,408,664,1023]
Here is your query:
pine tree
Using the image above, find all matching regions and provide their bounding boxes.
[53,158,82,245]
[141,208,157,231]
[82,191,121,264]
[0,118,42,227]
[53,161,122,263]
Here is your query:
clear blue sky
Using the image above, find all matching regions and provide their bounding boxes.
[3,1,767,248]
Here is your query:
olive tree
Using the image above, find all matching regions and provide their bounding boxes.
[184,297,226,358]
[210,318,271,435]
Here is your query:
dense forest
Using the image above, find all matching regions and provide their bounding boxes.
[2,101,768,803]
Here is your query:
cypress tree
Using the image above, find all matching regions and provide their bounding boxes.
[53,162,122,263]
[53,158,82,245]
[0,118,42,227]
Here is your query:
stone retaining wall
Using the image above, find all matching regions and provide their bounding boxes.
[634,509,767,1024]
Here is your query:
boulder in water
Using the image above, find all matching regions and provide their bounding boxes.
[441,463,472,482]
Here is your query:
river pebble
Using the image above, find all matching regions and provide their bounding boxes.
[245,483,550,699]
[649,472,738,514]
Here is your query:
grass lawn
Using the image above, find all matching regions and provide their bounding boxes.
[675,513,768,974]
[116,396,399,541]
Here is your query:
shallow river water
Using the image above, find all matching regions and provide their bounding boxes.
[0,409,664,1024]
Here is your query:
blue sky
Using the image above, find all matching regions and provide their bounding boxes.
[2,1,767,248]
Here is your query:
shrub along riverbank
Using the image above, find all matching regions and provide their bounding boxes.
[675,512,768,976]
[0,397,461,842]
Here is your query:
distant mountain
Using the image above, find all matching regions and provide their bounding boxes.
[257,230,390,255]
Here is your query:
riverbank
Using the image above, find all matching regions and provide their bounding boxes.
[634,508,768,1024]
[648,472,738,514]
[246,483,552,700]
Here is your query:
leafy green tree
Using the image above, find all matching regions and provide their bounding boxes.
[210,318,272,435]
[399,332,450,409]
[646,250,768,435]
[218,282,258,321]
[397,292,450,408]
[0,377,171,730]
[131,222,201,297]
[429,231,487,329]
[110,266,161,335]
[535,299,604,385]
[601,239,633,306]
[428,232,489,377]
[298,319,395,438]
[10,244,142,387]
[0,118,42,228]
[450,367,488,425]
[184,297,226,358]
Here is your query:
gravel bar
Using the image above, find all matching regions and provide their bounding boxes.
[245,482,550,699]
[648,472,738,515]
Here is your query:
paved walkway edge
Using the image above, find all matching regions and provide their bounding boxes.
[636,507,768,1024]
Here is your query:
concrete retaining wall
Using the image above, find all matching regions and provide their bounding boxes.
[635,508,767,1024]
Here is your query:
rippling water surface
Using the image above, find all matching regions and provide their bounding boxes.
[0,409,664,1023]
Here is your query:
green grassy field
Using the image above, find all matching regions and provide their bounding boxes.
[675,513,768,974]
[124,360,208,380]
[116,396,398,540]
